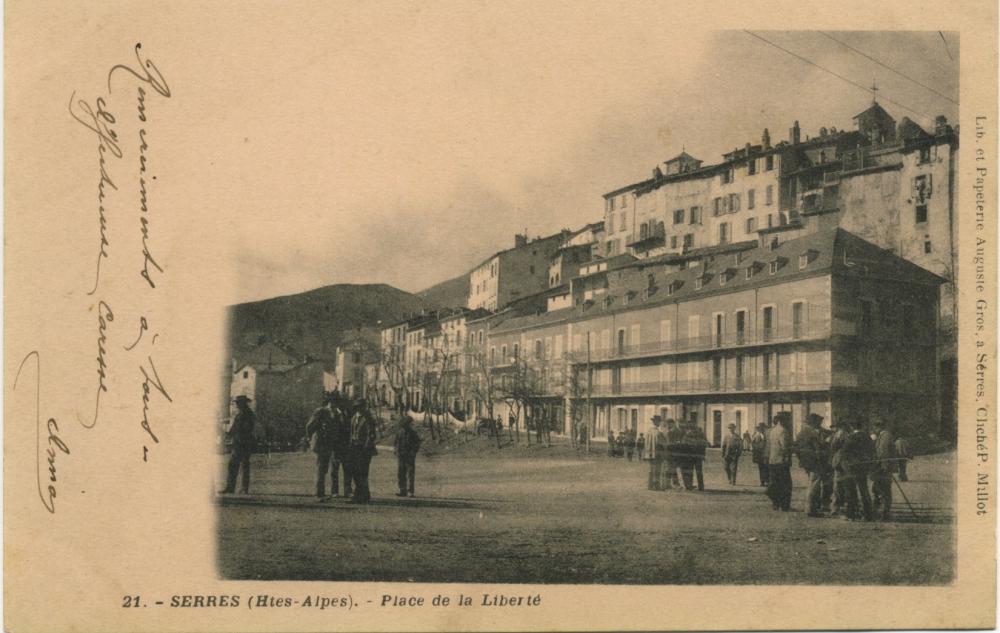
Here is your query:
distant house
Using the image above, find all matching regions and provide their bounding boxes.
[229,358,335,447]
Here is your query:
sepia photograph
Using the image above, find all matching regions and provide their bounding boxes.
[216,29,960,585]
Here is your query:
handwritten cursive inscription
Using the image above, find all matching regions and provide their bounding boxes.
[68,95,120,296]
[14,352,71,514]
[139,355,171,445]
[87,301,115,429]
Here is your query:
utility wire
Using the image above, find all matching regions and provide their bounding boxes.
[819,31,958,105]
[743,30,937,124]
[938,31,954,61]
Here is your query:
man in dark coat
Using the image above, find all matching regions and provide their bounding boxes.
[221,395,255,494]
[841,418,875,521]
[685,421,708,491]
[871,419,896,520]
[665,419,684,489]
[305,392,342,500]
[329,391,352,497]
[829,420,849,515]
[347,398,378,503]
[766,412,793,511]
[721,423,742,485]
[647,417,666,490]
[394,415,421,497]
[750,423,769,487]
[795,413,832,517]
[895,435,912,481]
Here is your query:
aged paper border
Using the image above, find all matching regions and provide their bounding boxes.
[4,0,997,631]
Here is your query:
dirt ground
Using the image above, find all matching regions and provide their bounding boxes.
[215,436,954,584]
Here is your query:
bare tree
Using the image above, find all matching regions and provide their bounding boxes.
[467,350,503,449]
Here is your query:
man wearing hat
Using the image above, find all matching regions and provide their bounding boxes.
[221,395,256,494]
[647,416,666,490]
[795,412,832,517]
[871,418,896,520]
[347,398,378,503]
[305,391,343,500]
[766,412,793,511]
[394,415,422,497]
[750,423,769,487]
[721,422,743,486]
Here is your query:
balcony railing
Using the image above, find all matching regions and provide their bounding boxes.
[568,320,831,363]
[588,372,832,397]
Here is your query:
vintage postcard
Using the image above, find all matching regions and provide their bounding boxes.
[5,1,998,631]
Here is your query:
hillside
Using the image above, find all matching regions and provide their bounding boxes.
[227,283,428,366]
[416,273,470,311]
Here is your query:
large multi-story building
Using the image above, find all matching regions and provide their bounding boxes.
[468,230,570,311]
[373,100,955,442]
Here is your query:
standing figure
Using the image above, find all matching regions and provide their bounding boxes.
[305,392,340,500]
[636,433,646,461]
[751,423,769,487]
[895,435,912,482]
[871,419,896,520]
[608,432,617,458]
[394,415,421,497]
[685,421,708,491]
[626,431,635,461]
[347,398,378,504]
[665,419,684,489]
[221,395,256,495]
[766,412,793,511]
[829,420,849,515]
[721,423,743,485]
[647,417,666,490]
[841,419,875,521]
[741,430,753,452]
[795,413,832,517]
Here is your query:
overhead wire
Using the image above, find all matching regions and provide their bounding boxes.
[742,31,939,125]
[818,31,958,105]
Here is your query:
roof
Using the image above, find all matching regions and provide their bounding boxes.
[487,228,944,335]
[665,151,700,164]
[853,101,894,121]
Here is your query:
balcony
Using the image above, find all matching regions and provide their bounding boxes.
[587,371,832,397]
[568,320,832,364]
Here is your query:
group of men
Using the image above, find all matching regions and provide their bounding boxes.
[644,416,710,491]
[606,430,646,461]
[641,410,909,521]
[221,390,424,503]
[304,390,379,503]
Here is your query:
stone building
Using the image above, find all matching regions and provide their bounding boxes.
[468,230,570,311]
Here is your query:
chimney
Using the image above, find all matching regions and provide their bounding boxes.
[790,120,801,144]
[935,115,951,136]
[762,128,771,149]
[744,142,751,157]
[515,233,528,248]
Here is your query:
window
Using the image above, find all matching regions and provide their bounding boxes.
[748,158,757,175]
[769,261,779,274]
[501,344,507,360]
[606,240,615,255]
[695,277,704,290]
[242,370,248,379]
[859,300,874,333]
[712,357,723,390]
[728,193,740,213]
[924,240,932,254]
[792,301,805,339]
[762,306,774,341]
[762,352,776,386]
[683,234,694,248]
[608,214,614,233]
[721,168,734,184]
[689,206,702,224]
[765,184,774,205]
[765,155,775,171]
[916,204,928,224]
[718,222,730,244]
[735,310,747,344]
[513,343,519,358]
[746,217,757,233]
[713,197,724,216]
[621,194,628,208]
[610,197,616,211]
[747,189,756,209]
[919,146,931,164]
[735,355,746,389]
[478,332,484,345]
[714,314,725,347]
[670,235,678,249]
[535,339,543,359]
[912,174,932,201]
[799,253,809,269]
[673,209,685,224]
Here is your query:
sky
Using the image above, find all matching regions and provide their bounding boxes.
[221,11,959,303]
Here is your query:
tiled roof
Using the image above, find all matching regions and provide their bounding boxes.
[487,229,943,335]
